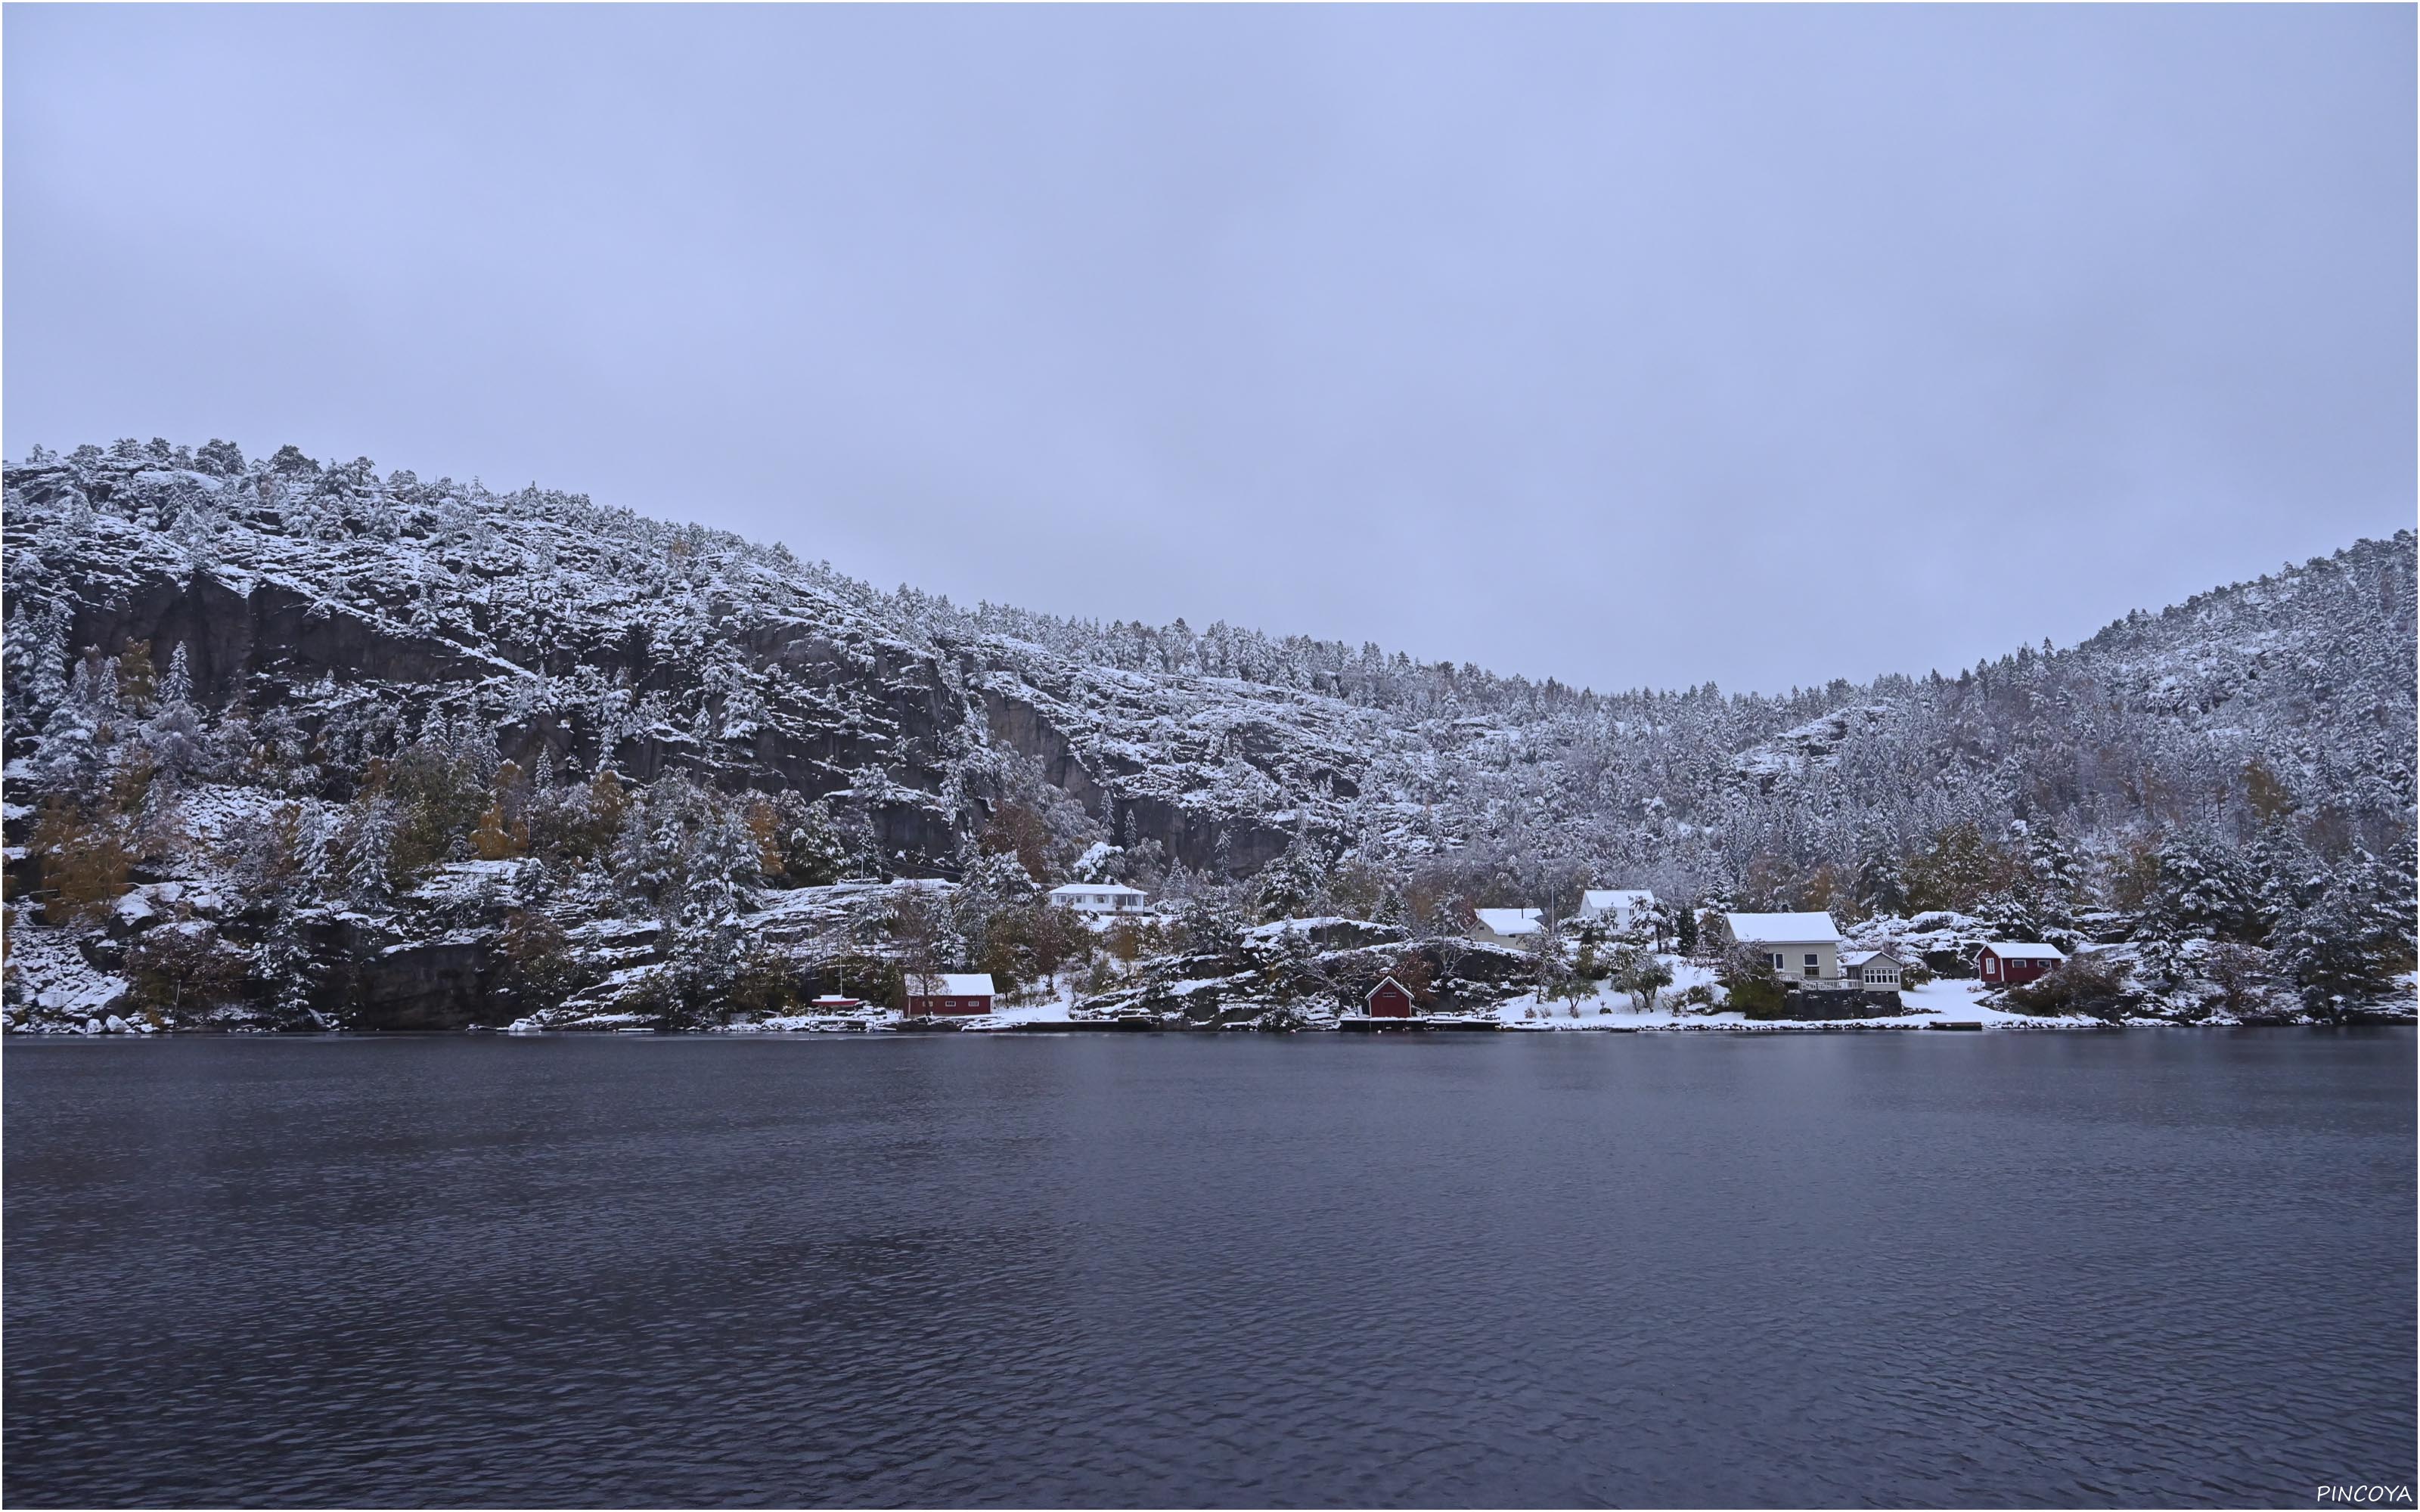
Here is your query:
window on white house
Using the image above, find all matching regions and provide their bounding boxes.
[1770,953,1784,970]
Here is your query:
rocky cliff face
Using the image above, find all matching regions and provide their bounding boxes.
[1,451,1344,882]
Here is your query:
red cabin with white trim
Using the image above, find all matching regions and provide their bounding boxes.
[1366,976,1416,1018]
[1976,943,2065,986]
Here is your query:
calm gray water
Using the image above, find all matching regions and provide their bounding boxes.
[5,1030,2412,1508]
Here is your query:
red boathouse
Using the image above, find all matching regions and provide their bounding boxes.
[1976,943,2065,986]
[904,973,997,1016]
[1366,976,1416,1018]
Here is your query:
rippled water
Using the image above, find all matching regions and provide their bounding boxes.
[5,1030,2412,1507]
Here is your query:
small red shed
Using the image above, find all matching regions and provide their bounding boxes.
[904,973,996,1016]
[1976,942,2065,986]
[1365,975,1416,1018]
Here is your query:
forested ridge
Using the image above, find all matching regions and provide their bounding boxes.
[4,437,2412,1030]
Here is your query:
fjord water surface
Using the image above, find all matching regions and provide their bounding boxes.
[5,1031,2412,1507]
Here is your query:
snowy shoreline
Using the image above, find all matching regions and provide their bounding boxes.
[17,976,2409,1040]
[15,1019,2409,1037]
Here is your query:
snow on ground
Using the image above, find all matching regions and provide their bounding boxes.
[962,979,1113,1027]
[1242,916,1348,940]
[1488,957,1713,1030]
[690,959,2112,1036]
[976,996,1084,1027]
[706,978,1103,1034]
[1896,977,2093,1027]
[1481,958,2094,1030]
[168,782,285,853]
[1,914,133,1030]
[409,860,529,908]
[726,1013,892,1034]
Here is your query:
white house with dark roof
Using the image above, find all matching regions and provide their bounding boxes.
[1723,912,1847,983]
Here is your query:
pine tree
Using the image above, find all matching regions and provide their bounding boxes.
[342,796,400,909]
[69,647,121,723]
[3,598,70,718]
[1903,823,2010,913]
[2150,835,2269,944]
[1975,887,2043,941]
[157,641,193,707]
[253,925,322,1028]
[2273,888,2382,1020]
[456,716,501,789]
[195,438,245,476]
[139,644,211,790]
[2024,829,2088,928]
[1252,838,1329,922]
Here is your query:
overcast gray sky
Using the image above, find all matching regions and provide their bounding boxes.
[6,5,2411,695]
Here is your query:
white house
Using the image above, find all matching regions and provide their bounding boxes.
[1839,948,1906,990]
[1723,912,1846,983]
[1471,907,1546,946]
[1047,883,1149,916]
[1578,889,1657,932]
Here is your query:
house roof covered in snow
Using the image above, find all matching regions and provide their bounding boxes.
[1473,907,1545,936]
[1840,949,1904,968]
[1049,883,1146,897]
[1581,888,1655,912]
[1724,912,1845,945]
[920,973,996,996]
[1980,941,2065,960]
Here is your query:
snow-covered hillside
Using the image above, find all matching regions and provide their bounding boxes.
[4,438,2412,1031]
